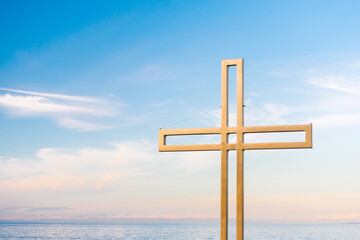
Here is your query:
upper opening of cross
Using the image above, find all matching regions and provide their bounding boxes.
[221,59,244,128]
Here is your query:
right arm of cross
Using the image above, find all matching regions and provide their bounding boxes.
[242,124,312,150]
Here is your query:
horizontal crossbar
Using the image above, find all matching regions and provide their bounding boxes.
[159,124,312,151]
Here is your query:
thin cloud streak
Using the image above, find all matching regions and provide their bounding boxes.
[0,88,121,131]
[308,75,360,94]
[0,94,101,116]
[0,87,101,103]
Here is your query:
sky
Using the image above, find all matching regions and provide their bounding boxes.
[1,0,360,224]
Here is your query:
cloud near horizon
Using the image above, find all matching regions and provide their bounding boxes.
[1,139,359,223]
[0,139,223,221]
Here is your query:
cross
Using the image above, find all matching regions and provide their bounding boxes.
[158,58,312,240]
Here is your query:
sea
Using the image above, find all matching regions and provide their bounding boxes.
[0,223,359,239]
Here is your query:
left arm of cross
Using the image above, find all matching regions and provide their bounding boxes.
[159,127,222,152]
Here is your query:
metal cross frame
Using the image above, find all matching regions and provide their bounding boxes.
[158,58,312,240]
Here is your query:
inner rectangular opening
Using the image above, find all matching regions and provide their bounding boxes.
[227,133,237,144]
[228,150,236,231]
[244,131,305,143]
[165,134,220,146]
[228,66,237,127]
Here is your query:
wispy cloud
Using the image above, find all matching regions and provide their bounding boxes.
[198,68,360,130]
[0,141,154,192]
[0,88,121,131]
[0,94,100,116]
[304,73,360,128]
[0,87,101,103]
[308,75,360,94]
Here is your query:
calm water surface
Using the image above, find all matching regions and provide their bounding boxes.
[0,223,359,239]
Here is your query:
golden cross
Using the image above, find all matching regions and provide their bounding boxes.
[158,58,312,240]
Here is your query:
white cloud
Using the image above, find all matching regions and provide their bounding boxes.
[0,94,100,116]
[0,140,218,192]
[1,138,358,223]
[0,87,101,103]
[0,140,222,220]
[0,88,121,131]
[0,141,154,192]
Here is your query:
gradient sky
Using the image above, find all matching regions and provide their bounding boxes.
[1,0,360,224]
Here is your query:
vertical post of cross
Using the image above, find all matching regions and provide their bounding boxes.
[220,59,244,240]
[236,59,244,240]
[220,60,229,240]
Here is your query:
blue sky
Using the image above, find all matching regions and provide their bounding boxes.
[1,0,360,223]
